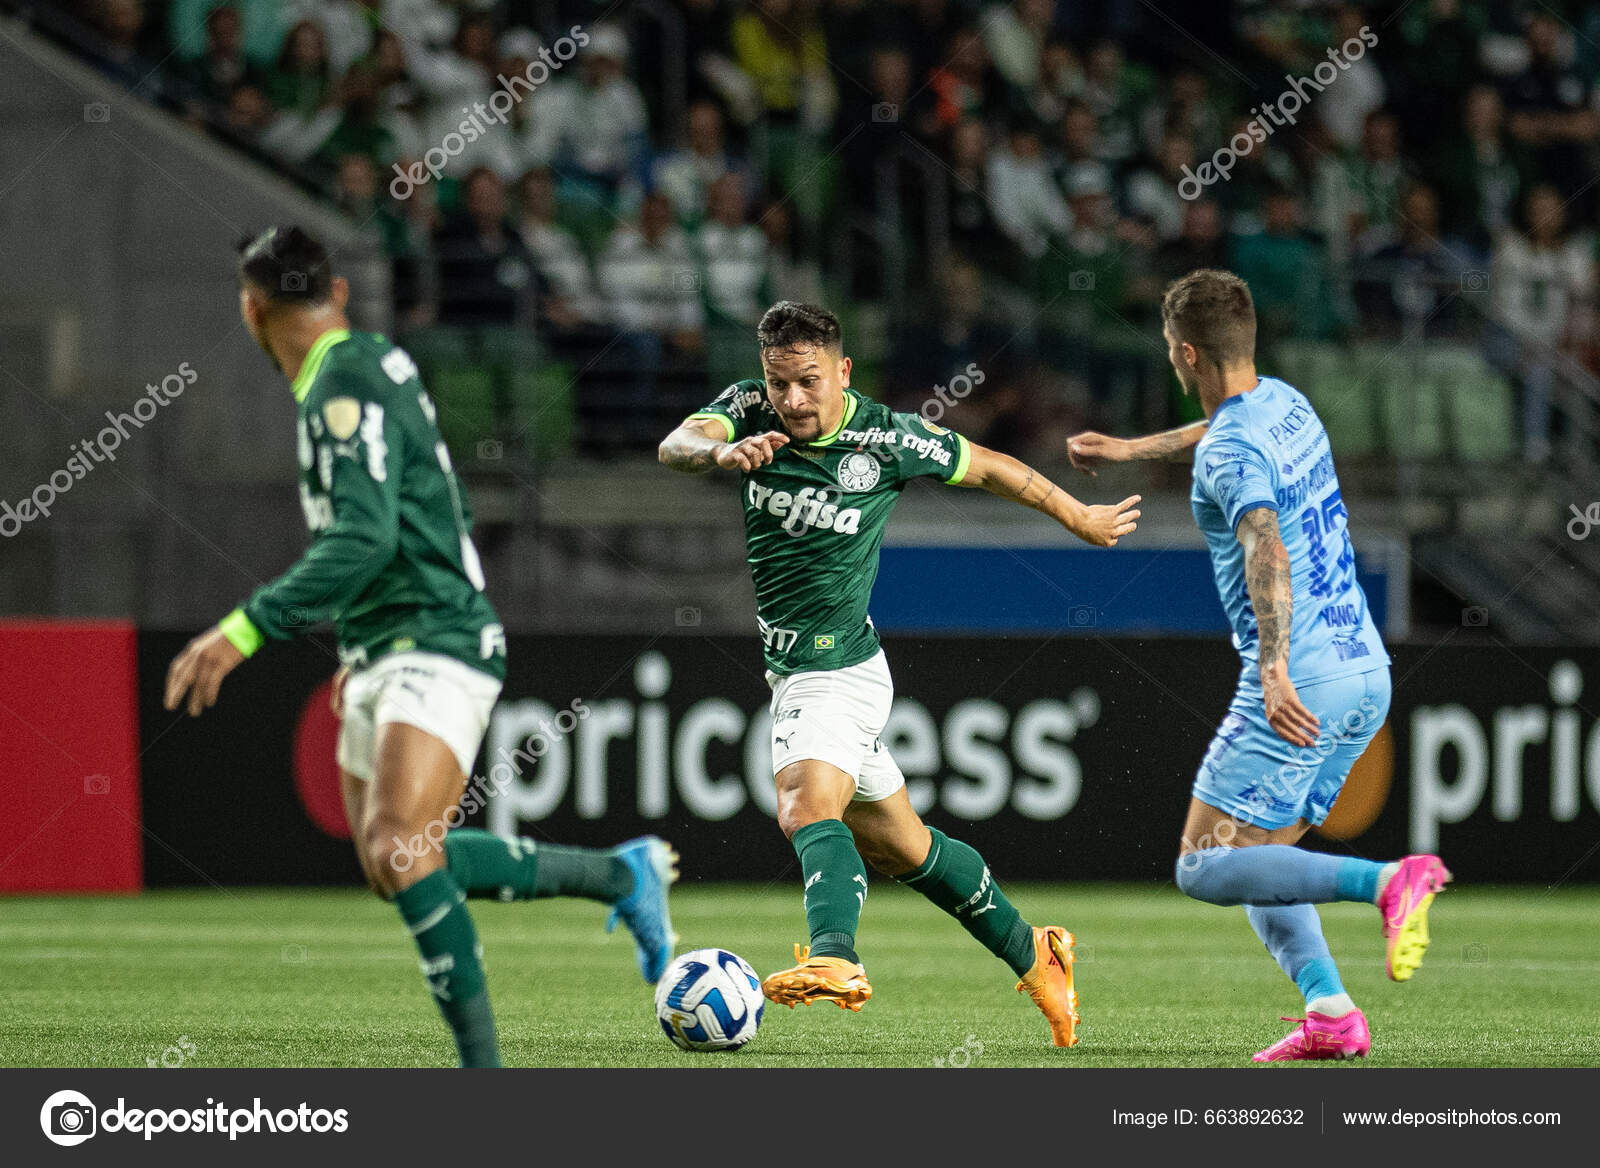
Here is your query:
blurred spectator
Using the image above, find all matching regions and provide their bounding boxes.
[927,28,999,134]
[841,46,931,213]
[1214,116,1300,238]
[654,101,748,227]
[942,118,1007,271]
[171,6,259,109]
[314,62,418,174]
[1311,109,1411,265]
[1501,11,1599,201]
[1346,111,1413,256]
[731,0,837,236]
[1392,0,1486,133]
[677,0,758,121]
[281,0,373,76]
[888,258,1023,442]
[1489,184,1595,462]
[980,0,1054,96]
[433,167,539,327]
[1315,5,1386,150]
[406,12,497,161]
[987,121,1070,260]
[166,0,283,66]
[757,198,827,305]
[596,192,706,442]
[1055,99,1113,202]
[1354,183,1465,336]
[217,81,273,151]
[698,175,770,326]
[472,31,561,182]
[598,192,705,346]
[264,19,330,115]
[543,26,651,202]
[1431,84,1528,256]
[1152,199,1228,286]
[882,0,962,86]
[1140,68,1225,158]
[1079,39,1149,164]
[1124,133,1195,243]
[514,167,600,327]
[333,153,409,259]
[730,0,835,133]
[1230,190,1342,344]
[83,0,164,92]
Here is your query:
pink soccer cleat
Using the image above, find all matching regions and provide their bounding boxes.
[1378,854,1452,981]
[1252,1010,1371,1063]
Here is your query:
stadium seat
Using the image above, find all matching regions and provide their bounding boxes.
[1271,341,1381,457]
[426,363,499,466]
[508,360,576,464]
[1424,345,1518,462]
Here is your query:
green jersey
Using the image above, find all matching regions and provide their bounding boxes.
[689,379,972,676]
[221,328,506,680]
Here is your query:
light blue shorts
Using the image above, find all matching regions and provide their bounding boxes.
[1191,667,1391,830]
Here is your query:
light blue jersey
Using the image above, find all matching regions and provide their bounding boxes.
[1188,376,1391,829]
[1190,376,1389,694]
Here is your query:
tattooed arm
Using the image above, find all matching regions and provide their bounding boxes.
[958,442,1141,547]
[1236,507,1321,746]
[658,417,789,473]
[1066,421,1208,476]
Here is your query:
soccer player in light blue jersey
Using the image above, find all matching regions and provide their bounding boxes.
[1067,269,1451,1062]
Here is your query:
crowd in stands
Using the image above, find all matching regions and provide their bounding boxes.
[54,0,1600,462]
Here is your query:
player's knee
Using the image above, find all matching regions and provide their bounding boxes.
[359,815,434,896]
[1174,847,1234,904]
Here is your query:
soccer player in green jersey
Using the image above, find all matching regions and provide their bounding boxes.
[163,226,678,1068]
[658,301,1141,1046]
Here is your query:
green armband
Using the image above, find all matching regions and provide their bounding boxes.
[944,433,972,485]
[219,607,264,658]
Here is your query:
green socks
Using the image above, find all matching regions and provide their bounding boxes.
[443,829,634,903]
[392,868,500,1068]
[793,819,868,963]
[899,827,1036,978]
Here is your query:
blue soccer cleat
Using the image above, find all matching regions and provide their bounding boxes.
[607,836,680,983]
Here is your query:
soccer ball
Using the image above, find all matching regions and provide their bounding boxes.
[655,948,765,1052]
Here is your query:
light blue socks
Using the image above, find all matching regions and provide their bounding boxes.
[1175,845,1386,907]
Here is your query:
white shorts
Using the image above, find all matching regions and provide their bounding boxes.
[766,649,906,802]
[338,651,502,782]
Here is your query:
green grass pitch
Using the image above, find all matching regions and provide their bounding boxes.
[3,883,1596,1068]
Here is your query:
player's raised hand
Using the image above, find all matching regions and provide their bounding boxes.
[1076,494,1141,547]
[1066,431,1132,476]
[1261,662,1321,747]
[715,431,789,471]
[163,625,246,718]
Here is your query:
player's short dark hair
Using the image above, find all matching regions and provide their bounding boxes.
[1160,269,1256,368]
[237,225,333,305]
[757,301,842,356]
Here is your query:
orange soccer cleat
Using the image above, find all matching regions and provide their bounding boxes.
[1016,925,1080,1047]
[760,944,872,1011]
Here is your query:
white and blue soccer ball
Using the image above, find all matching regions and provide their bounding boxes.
[655,948,765,1052]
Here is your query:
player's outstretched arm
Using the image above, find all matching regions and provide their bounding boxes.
[1237,507,1320,747]
[1066,420,1208,475]
[658,417,789,473]
[957,441,1140,547]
